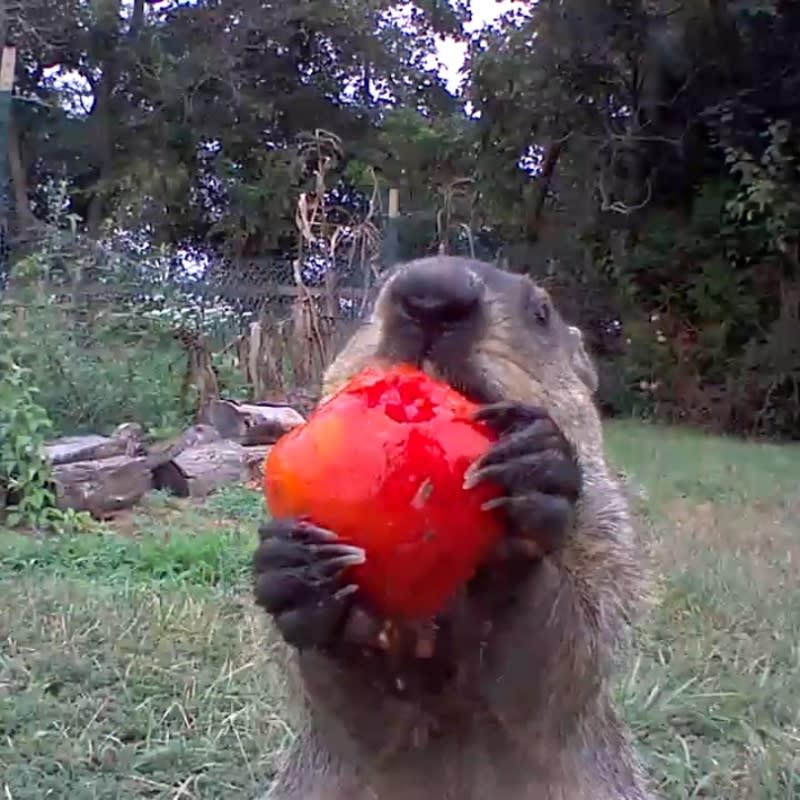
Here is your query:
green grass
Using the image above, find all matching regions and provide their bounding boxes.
[0,581,288,799]
[608,421,800,798]
[0,486,283,799]
[1,420,799,798]
[606,419,800,506]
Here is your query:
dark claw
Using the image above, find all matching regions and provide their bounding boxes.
[482,491,575,554]
[467,401,582,560]
[252,518,365,650]
[258,518,339,545]
[253,531,365,577]
[473,402,551,434]
[313,545,367,574]
[470,423,564,469]
[467,452,581,501]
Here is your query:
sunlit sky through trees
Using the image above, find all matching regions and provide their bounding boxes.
[435,0,519,92]
[44,0,520,116]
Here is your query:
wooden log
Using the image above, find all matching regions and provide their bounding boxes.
[153,440,250,498]
[45,434,111,465]
[198,399,305,445]
[285,387,321,418]
[243,445,271,484]
[52,454,153,519]
[44,423,145,466]
[144,423,221,469]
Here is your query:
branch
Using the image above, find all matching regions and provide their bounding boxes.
[530,136,567,230]
[597,171,653,216]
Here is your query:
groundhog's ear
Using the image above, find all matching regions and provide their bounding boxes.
[566,325,599,395]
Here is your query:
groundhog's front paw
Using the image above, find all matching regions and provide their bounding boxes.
[465,402,582,558]
[253,518,383,650]
[253,519,454,693]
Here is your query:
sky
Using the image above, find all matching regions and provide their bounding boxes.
[435,1,520,93]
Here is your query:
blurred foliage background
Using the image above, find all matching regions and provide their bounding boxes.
[1,0,798,441]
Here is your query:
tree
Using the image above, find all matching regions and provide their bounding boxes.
[10,0,471,256]
[466,0,800,436]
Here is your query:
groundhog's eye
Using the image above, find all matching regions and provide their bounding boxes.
[522,281,551,328]
[534,301,550,327]
[525,291,550,327]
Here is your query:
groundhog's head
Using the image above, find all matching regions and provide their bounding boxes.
[322,256,604,458]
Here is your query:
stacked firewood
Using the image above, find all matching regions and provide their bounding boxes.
[43,400,306,520]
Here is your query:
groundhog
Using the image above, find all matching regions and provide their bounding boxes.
[252,255,653,800]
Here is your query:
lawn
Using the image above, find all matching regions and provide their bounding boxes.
[1,420,798,799]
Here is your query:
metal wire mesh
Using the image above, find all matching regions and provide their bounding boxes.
[0,90,10,293]
[0,211,394,435]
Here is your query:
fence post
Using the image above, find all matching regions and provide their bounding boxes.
[381,187,400,269]
[0,46,16,294]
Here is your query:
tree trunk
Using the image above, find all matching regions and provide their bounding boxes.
[86,0,145,236]
[52,454,153,518]
[85,69,116,237]
[528,138,565,238]
[8,109,34,230]
[153,440,251,498]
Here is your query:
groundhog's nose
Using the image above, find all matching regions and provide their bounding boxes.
[391,262,481,331]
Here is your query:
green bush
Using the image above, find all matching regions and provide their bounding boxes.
[607,162,800,436]
[3,230,198,437]
[0,346,97,532]
[3,221,263,439]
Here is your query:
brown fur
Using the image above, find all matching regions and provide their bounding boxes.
[259,257,653,800]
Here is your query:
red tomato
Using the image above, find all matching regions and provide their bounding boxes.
[262,363,504,620]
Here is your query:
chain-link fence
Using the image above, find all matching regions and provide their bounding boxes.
[2,190,633,441]
[1,220,384,434]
